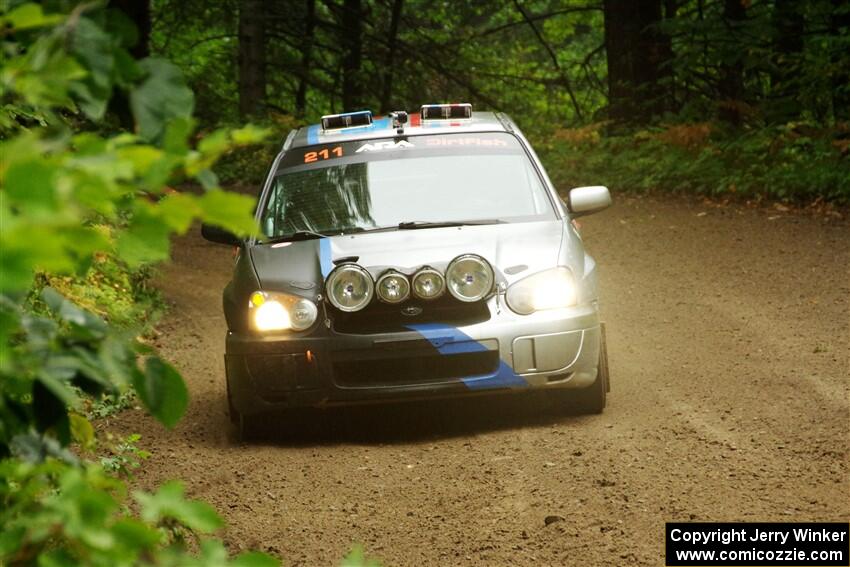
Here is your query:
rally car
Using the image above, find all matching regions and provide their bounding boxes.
[202,104,612,438]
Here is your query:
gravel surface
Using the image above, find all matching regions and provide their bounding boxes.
[109,195,849,566]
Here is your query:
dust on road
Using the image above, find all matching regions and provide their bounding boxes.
[109,195,849,566]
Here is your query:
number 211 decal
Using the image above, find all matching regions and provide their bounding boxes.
[304,146,343,163]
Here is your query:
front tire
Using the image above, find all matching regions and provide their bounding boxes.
[574,323,609,414]
[227,379,265,441]
[238,412,265,441]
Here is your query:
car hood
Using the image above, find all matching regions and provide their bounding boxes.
[249,220,568,296]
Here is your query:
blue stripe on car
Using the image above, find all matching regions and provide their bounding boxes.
[319,238,333,277]
[307,124,320,145]
[407,323,527,389]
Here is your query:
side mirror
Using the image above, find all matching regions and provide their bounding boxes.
[201,224,241,246]
[568,185,611,217]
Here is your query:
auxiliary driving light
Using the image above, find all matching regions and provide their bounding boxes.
[446,254,494,302]
[412,267,445,300]
[321,110,373,131]
[420,103,473,120]
[326,264,374,312]
[376,271,411,304]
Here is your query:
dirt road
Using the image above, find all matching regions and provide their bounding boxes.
[110,195,849,566]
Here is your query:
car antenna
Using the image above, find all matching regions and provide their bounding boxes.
[390,111,408,135]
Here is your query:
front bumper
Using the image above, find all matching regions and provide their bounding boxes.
[226,299,601,415]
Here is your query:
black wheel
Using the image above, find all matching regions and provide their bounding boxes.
[226,379,239,425]
[574,323,609,414]
[237,411,265,442]
[227,380,265,441]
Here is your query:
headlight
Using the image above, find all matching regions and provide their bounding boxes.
[412,267,445,300]
[505,268,577,315]
[446,254,494,302]
[249,291,317,331]
[376,271,410,304]
[326,264,374,312]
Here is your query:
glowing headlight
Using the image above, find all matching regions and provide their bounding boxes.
[376,271,410,304]
[326,264,374,312]
[412,267,445,300]
[505,268,577,315]
[446,254,494,302]
[249,291,317,332]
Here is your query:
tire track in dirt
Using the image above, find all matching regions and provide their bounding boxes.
[108,195,849,566]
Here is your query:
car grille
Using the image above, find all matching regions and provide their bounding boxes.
[331,295,490,334]
[333,349,500,387]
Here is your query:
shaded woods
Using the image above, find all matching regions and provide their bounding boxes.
[136,0,850,203]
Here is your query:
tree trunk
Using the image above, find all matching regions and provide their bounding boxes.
[107,0,150,130]
[109,0,150,58]
[238,0,266,118]
[341,0,364,111]
[718,0,746,124]
[603,0,668,124]
[296,0,316,117]
[379,0,404,113]
[771,0,803,120]
[830,0,850,120]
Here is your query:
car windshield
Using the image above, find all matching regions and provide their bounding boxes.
[260,132,555,239]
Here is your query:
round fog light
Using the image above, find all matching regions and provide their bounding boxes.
[412,268,445,300]
[326,264,374,312]
[377,271,410,303]
[446,254,494,302]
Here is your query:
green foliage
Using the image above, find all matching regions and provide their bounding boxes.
[98,433,149,477]
[540,122,850,203]
[0,460,278,567]
[88,390,138,420]
[0,4,279,566]
[46,257,162,330]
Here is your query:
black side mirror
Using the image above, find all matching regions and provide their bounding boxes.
[201,224,241,246]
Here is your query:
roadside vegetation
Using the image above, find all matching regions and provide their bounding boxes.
[150,0,849,205]
[0,4,380,566]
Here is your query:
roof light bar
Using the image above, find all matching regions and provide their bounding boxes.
[321,110,373,131]
[420,103,472,120]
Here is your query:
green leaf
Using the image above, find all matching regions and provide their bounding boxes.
[340,545,382,567]
[1,3,63,31]
[4,160,58,212]
[161,117,194,155]
[196,168,219,190]
[136,481,223,533]
[110,518,161,550]
[129,58,194,142]
[69,413,95,451]
[69,17,118,120]
[157,193,201,233]
[197,191,257,236]
[115,205,171,267]
[133,357,187,429]
[230,125,271,146]
[41,287,108,336]
[232,552,281,567]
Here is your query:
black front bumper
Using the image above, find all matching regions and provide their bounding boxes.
[225,329,505,415]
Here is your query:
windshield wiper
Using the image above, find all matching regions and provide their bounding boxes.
[263,220,503,243]
[263,230,327,244]
[397,219,503,230]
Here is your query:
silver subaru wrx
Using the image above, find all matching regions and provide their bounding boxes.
[202,104,612,438]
